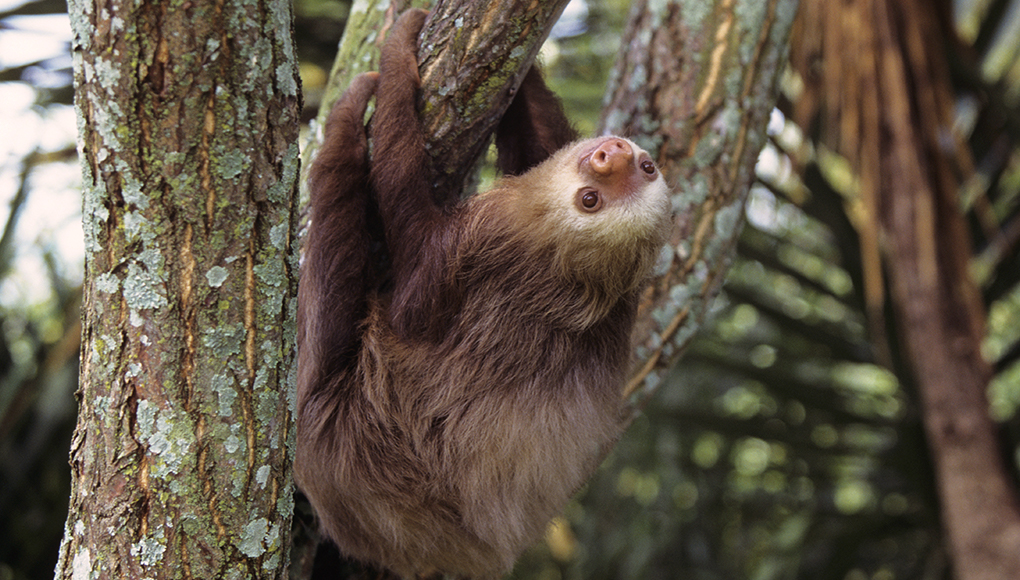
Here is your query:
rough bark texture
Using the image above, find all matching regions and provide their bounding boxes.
[415,0,571,193]
[55,1,302,578]
[791,1,1020,578]
[599,0,800,402]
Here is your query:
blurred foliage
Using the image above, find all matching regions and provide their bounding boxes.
[2,0,1020,579]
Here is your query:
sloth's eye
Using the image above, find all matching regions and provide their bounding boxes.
[640,159,656,174]
[578,189,602,212]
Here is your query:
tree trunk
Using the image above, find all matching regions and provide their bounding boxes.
[55,0,302,578]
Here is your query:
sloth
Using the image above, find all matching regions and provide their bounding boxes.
[295,9,672,579]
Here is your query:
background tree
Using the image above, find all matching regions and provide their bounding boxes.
[786,1,1020,578]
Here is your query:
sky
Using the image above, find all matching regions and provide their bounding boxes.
[0,6,81,308]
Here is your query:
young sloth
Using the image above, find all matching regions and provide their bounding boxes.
[295,9,672,579]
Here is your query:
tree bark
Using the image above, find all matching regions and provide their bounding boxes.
[55,1,301,578]
[304,0,569,194]
[414,0,571,193]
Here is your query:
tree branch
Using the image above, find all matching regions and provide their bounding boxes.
[306,0,569,194]
[416,0,570,192]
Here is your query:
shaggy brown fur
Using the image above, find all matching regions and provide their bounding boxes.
[295,9,672,579]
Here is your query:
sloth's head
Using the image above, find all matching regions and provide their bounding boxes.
[520,136,672,294]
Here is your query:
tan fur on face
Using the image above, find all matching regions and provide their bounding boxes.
[472,137,672,327]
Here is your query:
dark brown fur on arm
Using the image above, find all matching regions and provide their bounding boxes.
[369,9,463,341]
[298,72,378,392]
[496,67,579,176]
[370,13,580,340]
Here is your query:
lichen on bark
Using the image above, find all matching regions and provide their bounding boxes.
[56,0,302,578]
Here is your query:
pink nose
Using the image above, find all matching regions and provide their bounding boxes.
[589,138,634,177]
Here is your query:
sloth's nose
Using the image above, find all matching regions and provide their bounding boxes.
[589,138,634,177]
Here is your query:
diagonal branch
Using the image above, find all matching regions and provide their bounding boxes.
[306,0,568,193]
[600,0,799,404]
